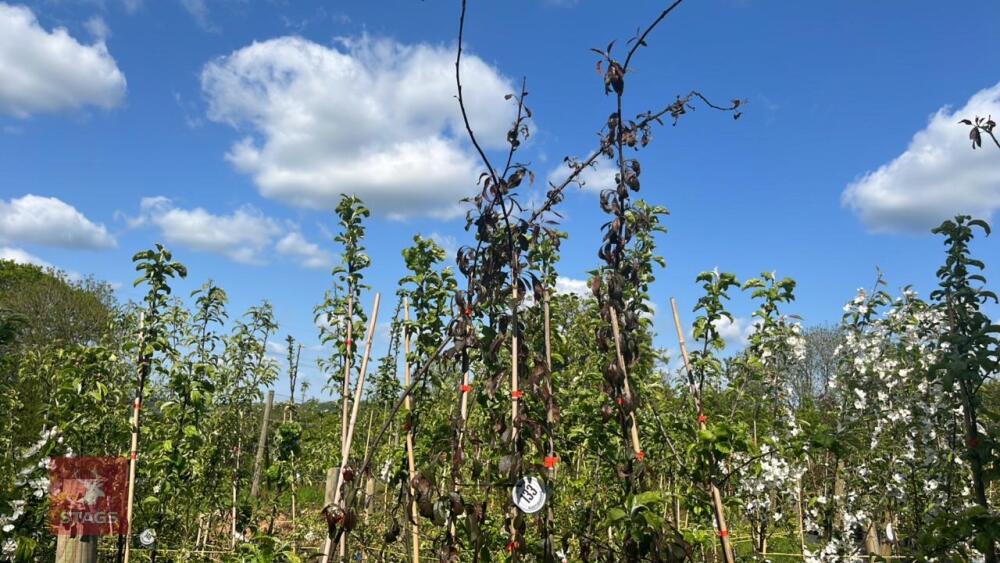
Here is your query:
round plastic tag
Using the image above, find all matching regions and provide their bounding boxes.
[512,476,546,514]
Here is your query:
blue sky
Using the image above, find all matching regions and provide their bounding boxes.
[2,0,999,396]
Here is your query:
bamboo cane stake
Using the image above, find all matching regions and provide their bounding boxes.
[608,307,642,458]
[361,412,375,523]
[341,293,381,488]
[797,476,806,556]
[250,390,275,498]
[122,312,147,563]
[402,298,421,563]
[543,292,555,471]
[542,290,558,558]
[340,295,355,464]
[230,426,242,549]
[323,292,381,562]
[670,297,736,563]
[334,294,355,562]
[229,424,243,549]
[511,286,520,440]
[508,284,521,556]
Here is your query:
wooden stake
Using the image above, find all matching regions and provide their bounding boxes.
[511,286,519,440]
[608,307,642,457]
[340,295,355,464]
[250,390,275,498]
[56,535,97,563]
[323,293,381,562]
[544,292,555,472]
[230,423,242,549]
[361,412,375,523]
[402,298,421,563]
[122,312,146,563]
[670,297,735,563]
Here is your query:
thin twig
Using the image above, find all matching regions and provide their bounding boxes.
[456,0,497,184]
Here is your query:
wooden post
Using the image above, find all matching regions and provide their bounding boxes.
[230,427,242,549]
[250,390,275,498]
[122,312,147,563]
[543,291,555,471]
[797,476,807,556]
[340,295,355,464]
[511,286,520,440]
[335,295,355,563]
[670,298,735,563]
[361,413,375,523]
[323,293,381,563]
[340,293,381,493]
[402,298,421,563]
[508,284,522,556]
[56,535,98,563]
[608,307,643,458]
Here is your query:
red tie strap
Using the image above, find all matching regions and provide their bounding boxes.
[460,384,472,393]
[345,339,353,347]
[698,414,708,424]
[718,529,729,538]
[543,456,559,469]
[635,451,646,461]
[506,540,519,553]
[511,389,524,399]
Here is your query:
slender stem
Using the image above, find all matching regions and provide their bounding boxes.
[623,0,686,72]
[456,0,497,185]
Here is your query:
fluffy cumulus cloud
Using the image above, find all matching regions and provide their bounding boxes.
[132,197,281,264]
[842,83,1000,233]
[201,35,517,219]
[555,276,591,297]
[0,194,115,248]
[0,246,53,268]
[0,3,126,117]
[547,155,618,193]
[275,231,333,270]
[131,197,331,267]
[712,316,755,348]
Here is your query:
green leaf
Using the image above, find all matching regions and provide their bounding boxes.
[604,507,627,526]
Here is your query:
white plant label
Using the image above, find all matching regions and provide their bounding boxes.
[512,476,546,514]
[139,528,156,546]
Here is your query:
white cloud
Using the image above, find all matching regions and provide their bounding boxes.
[0,194,116,248]
[842,83,1000,233]
[132,197,281,264]
[555,276,591,297]
[0,246,53,268]
[711,316,755,348]
[547,154,618,194]
[427,232,458,259]
[180,0,215,32]
[0,3,126,117]
[201,35,517,220]
[276,231,333,270]
[84,15,110,41]
[121,0,143,14]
